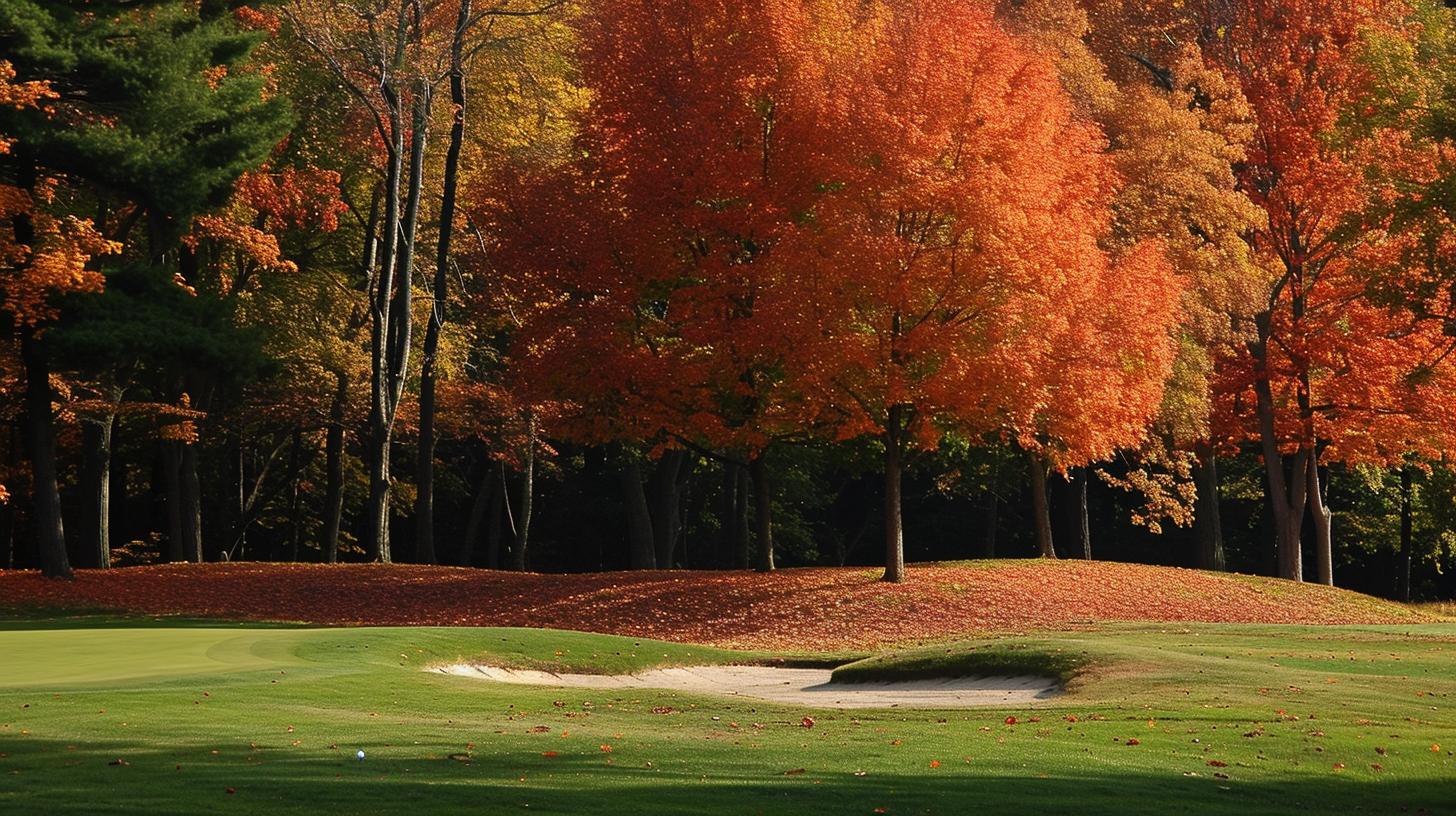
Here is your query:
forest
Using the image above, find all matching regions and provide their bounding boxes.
[4,0,1456,602]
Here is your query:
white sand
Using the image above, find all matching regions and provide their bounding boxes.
[434,663,1058,708]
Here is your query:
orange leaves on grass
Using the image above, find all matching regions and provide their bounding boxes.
[0,561,1423,652]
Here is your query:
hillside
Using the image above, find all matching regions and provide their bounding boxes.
[0,560,1427,651]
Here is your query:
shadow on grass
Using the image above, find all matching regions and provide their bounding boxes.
[0,611,308,631]
[3,737,1452,816]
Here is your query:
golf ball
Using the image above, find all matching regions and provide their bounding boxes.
[356,750,365,761]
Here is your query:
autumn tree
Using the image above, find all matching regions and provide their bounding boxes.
[783,0,1179,580]
[476,0,846,572]
[1199,0,1456,585]
[996,0,1265,565]
[0,61,113,577]
[0,0,285,573]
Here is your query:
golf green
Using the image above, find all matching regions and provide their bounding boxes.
[2,617,1454,814]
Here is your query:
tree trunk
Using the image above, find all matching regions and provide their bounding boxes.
[365,80,430,565]
[1269,449,1308,582]
[649,450,687,568]
[458,459,495,568]
[163,442,184,562]
[364,165,394,565]
[486,462,505,570]
[1029,453,1056,559]
[980,461,999,559]
[414,0,470,571]
[720,461,738,568]
[322,372,347,564]
[750,452,775,572]
[681,461,708,569]
[1192,443,1226,571]
[734,464,751,570]
[286,429,303,562]
[413,412,438,567]
[234,435,246,562]
[1071,467,1091,560]
[21,332,71,578]
[510,411,535,572]
[1398,465,1413,602]
[1252,323,1305,582]
[1307,455,1333,586]
[180,443,202,563]
[80,413,114,569]
[621,452,656,569]
[882,405,905,582]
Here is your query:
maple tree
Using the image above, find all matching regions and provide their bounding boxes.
[788,0,1179,579]
[476,0,849,571]
[1203,0,1456,584]
[5,0,1456,604]
[998,0,1264,564]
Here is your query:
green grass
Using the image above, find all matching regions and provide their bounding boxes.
[832,640,1089,684]
[2,615,1454,815]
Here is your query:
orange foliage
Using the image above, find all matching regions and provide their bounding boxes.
[181,165,344,295]
[478,0,1179,468]
[0,64,116,326]
[1208,0,1456,466]
[235,165,347,233]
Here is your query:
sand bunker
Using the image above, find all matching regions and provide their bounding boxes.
[435,664,1058,708]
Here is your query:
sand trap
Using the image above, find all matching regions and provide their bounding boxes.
[434,664,1058,708]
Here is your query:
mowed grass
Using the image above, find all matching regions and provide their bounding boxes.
[1,616,1454,815]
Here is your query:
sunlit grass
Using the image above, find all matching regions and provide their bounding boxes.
[1,616,1453,815]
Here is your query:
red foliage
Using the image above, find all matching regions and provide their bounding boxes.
[0,561,1422,651]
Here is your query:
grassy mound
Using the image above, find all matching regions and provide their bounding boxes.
[0,559,1427,651]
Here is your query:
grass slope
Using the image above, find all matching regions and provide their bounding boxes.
[1,617,1454,815]
[0,560,1426,650]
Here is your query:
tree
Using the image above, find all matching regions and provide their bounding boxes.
[284,0,439,563]
[794,0,1179,580]
[0,63,115,578]
[476,0,841,571]
[1206,0,1453,584]
[1,0,288,572]
[1000,0,1266,564]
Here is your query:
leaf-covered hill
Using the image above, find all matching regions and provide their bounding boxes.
[0,560,1427,651]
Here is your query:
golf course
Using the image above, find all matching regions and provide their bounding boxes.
[2,561,1453,815]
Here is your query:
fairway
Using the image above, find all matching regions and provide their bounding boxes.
[3,617,1454,815]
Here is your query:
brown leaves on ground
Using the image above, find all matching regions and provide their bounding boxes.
[0,560,1426,651]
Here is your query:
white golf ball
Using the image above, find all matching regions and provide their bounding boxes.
[356,750,366,761]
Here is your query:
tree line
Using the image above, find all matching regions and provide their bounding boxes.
[3,0,1456,601]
